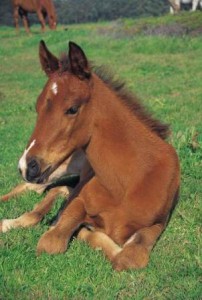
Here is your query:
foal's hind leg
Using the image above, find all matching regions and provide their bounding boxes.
[77,227,122,261]
[0,186,68,233]
[0,182,46,202]
[112,223,165,271]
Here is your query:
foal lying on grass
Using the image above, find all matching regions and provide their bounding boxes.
[1,40,180,271]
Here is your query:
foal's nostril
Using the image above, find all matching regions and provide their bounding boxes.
[26,158,40,182]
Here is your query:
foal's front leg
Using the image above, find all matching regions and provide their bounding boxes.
[112,223,165,271]
[0,186,68,233]
[37,197,86,255]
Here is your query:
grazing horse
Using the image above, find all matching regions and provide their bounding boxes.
[12,0,57,33]
[2,41,180,271]
[169,0,202,14]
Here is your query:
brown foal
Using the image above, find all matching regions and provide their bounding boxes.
[1,41,180,271]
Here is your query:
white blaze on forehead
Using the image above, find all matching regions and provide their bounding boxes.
[18,139,36,178]
[51,82,58,95]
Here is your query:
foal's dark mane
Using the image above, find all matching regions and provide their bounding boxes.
[59,55,170,140]
[93,65,170,140]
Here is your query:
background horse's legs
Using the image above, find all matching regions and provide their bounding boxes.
[77,227,122,261]
[36,9,46,32]
[192,0,200,11]
[112,223,165,271]
[22,13,30,34]
[169,0,181,14]
[18,8,30,34]
[13,6,20,33]
[0,186,68,233]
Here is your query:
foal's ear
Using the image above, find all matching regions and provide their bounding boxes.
[39,40,59,76]
[68,42,91,79]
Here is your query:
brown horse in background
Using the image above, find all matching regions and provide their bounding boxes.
[1,41,180,271]
[12,0,57,33]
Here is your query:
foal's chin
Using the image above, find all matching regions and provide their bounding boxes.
[35,165,53,184]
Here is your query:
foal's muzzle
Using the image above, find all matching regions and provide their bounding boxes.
[26,158,41,182]
[18,156,52,184]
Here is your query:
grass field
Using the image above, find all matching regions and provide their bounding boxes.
[0,13,201,299]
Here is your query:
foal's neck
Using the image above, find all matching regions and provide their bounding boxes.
[85,74,162,197]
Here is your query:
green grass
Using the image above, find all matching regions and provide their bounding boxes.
[124,10,202,29]
[0,14,202,299]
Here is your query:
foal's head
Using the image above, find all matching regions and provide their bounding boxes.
[18,41,93,183]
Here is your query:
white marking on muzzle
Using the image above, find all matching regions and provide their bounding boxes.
[51,82,58,95]
[18,139,36,178]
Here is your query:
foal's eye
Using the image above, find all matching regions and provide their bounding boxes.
[65,105,79,115]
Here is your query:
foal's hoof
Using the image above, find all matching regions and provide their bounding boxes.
[37,228,68,255]
[112,244,149,271]
[0,195,9,201]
